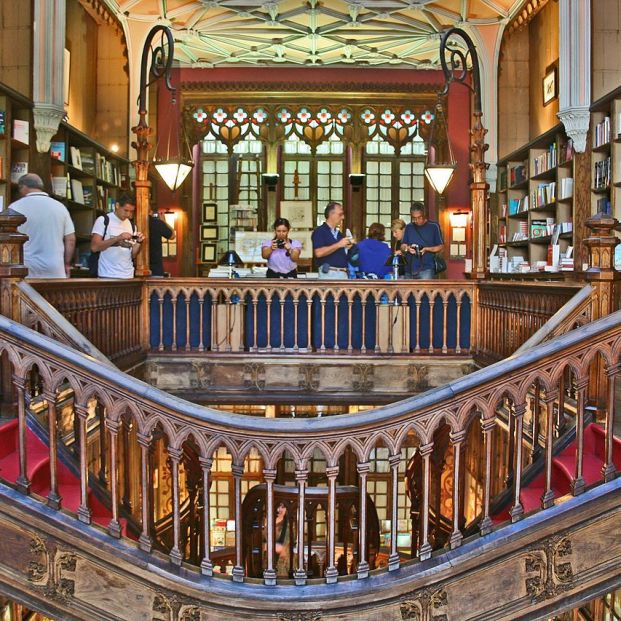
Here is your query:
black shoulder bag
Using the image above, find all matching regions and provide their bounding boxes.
[416,223,447,274]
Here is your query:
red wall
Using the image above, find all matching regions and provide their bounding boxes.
[157,67,472,277]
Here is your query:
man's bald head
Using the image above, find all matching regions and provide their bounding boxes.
[18,174,45,192]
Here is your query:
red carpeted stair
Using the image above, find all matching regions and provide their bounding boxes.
[492,423,621,523]
[0,419,128,533]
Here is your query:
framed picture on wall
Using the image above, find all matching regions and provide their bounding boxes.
[201,225,218,240]
[201,243,217,263]
[543,63,558,106]
[203,202,217,222]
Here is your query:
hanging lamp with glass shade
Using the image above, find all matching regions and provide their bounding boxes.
[153,97,195,192]
[424,97,456,195]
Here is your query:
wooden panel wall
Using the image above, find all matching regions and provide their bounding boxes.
[592,0,621,101]
[0,2,32,97]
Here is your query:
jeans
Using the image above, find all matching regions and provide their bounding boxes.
[406,268,436,279]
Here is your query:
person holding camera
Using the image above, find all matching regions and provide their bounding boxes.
[261,217,301,278]
[90,193,145,279]
[401,202,444,279]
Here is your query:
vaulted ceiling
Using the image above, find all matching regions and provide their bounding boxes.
[111,0,525,68]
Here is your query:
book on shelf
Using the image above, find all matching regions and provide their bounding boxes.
[12,120,29,144]
[51,176,67,198]
[80,149,95,175]
[82,185,94,208]
[10,161,27,183]
[70,146,82,170]
[70,178,84,205]
[532,143,557,175]
[498,223,507,244]
[0,111,5,136]
[500,202,507,218]
[594,157,611,189]
[508,195,529,215]
[559,138,574,165]
[596,197,611,215]
[509,163,527,186]
[50,141,66,162]
[594,115,611,147]
[559,177,573,199]
[531,182,556,207]
[530,219,549,238]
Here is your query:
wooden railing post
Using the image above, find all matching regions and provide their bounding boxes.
[572,377,589,496]
[231,463,245,582]
[262,468,277,586]
[356,461,370,579]
[325,465,339,584]
[509,401,527,522]
[0,209,28,416]
[168,446,183,566]
[137,432,153,552]
[418,442,434,561]
[449,430,466,549]
[388,454,401,570]
[479,416,495,535]
[293,467,309,585]
[541,390,559,509]
[75,403,91,525]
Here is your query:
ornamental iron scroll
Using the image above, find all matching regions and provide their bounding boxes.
[185,103,438,153]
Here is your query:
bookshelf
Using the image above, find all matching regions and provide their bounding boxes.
[0,85,32,210]
[48,123,130,266]
[492,124,574,275]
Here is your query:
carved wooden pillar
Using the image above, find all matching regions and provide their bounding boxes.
[388,453,401,570]
[293,467,309,585]
[449,430,465,549]
[470,111,489,280]
[263,468,277,586]
[131,120,152,277]
[106,418,122,538]
[356,461,370,578]
[75,403,91,525]
[479,416,495,535]
[97,402,107,486]
[572,377,588,496]
[13,375,29,494]
[418,442,434,561]
[43,389,61,510]
[510,402,527,522]
[137,432,152,552]
[541,391,559,510]
[199,456,213,576]
[231,463,245,582]
[168,446,183,566]
[325,465,339,584]
[602,364,620,482]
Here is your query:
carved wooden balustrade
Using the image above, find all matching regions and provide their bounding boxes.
[0,304,618,589]
[475,281,585,364]
[146,279,474,355]
[29,279,144,369]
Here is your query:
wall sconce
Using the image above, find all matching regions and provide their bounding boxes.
[163,210,177,229]
[424,97,456,195]
[449,209,469,258]
[450,210,469,229]
[262,173,279,190]
[349,173,365,189]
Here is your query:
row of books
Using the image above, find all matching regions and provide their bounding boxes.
[530,218,556,238]
[508,196,529,215]
[532,143,557,175]
[506,221,573,244]
[594,157,611,189]
[509,163,527,187]
[531,183,556,208]
[593,115,611,148]
[51,174,117,211]
[51,142,122,185]
[558,177,573,199]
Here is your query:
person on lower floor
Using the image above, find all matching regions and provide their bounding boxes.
[312,201,352,279]
[261,217,301,278]
[149,207,175,276]
[401,203,444,279]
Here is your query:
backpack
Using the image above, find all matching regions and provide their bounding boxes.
[87,214,136,277]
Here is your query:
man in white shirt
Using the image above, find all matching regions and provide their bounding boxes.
[91,194,145,278]
[12,174,76,278]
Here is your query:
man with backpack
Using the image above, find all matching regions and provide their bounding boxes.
[90,193,145,278]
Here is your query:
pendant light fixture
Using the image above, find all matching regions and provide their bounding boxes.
[424,97,456,195]
[154,96,194,192]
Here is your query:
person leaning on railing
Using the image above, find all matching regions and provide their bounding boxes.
[312,201,353,279]
[261,217,301,278]
[357,222,392,278]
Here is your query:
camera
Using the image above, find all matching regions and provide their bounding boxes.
[275,239,286,249]
[409,243,421,257]
[131,235,140,241]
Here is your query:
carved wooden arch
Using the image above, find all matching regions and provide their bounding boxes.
[456,398,492,430]
[143,413,178,445]
[489,384,523,411]
[77,384,116,415]
[263,441,304,470]
[394,420,427,453]
[581,340,615,370]
[0,343,22,377]
[175,428,210,460]
[516,369,554,403]
[331,437,367,464]
[106,398,145,430]
[49,369,82,398]
[424,409,461,441]
[17,354,54,391]
[549,359,585,387]
[297,442,332,470]
[361,430,398,461]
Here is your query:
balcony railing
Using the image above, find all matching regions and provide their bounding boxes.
[0,306,618,587]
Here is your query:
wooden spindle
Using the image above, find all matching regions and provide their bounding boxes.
[137,432,152,552]
[455,298,462,354]
[263,468,277,585]
[449,430,465,548]
[510,402,526,520]
[198,298,205,352]
[418,442,433,561]
[200,457,214,575]
[76,403,91,524]
[293,468,308,585]
[388,454,400,570]
[171,293,178,351]
[572,379,588,495]
[602,364,619,482]
[280,298,285,351]
[232,464,245,582]
[13,376,29,494]
[357,461,370,578]
[168,446,183,566]
[185,297,191,351]
[211,298,218,352]
[325,465,339,583]
[479,417,495,534]
[541,393,558,509]
[106,419,121,538]
[44,390,61,510]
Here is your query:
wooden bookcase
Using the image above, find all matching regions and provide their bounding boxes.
[589,89,621,220]
[47,123,130,267]
[492,124,574,275]
[0,84,32,210]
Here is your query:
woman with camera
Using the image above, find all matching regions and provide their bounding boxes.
[261,217,301,278]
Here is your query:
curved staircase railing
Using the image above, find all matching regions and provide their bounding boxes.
[0,303,618,589]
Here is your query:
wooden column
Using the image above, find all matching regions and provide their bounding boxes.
[449,430,465,549]
[325,465,339,584]
[470,112,489,280]
[541,391,559,510]
[602,364,620,482]
[418,442,434,561]
[13,376,29,494]
[293,467,308,585]
[137,432,152,552]
[263,468,277,586]
[388,454,401,570]
[231,463,245,582]
[168,446,183,566]
[43,390,61,510]
[572,378,588,496]
[200,456,214,576]
[75,403,91,525]
[106,419,122,538]
[479,417,495,535]
[510,402,527,522]
[356,461,370,579]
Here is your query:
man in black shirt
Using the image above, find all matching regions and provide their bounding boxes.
[148,209,175,276]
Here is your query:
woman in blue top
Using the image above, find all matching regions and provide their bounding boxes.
[357,222,392,278]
